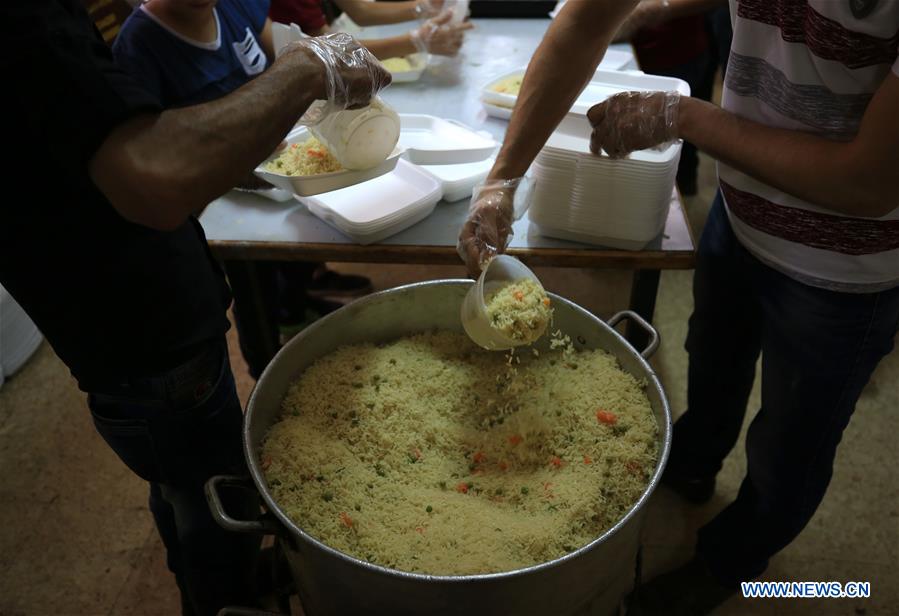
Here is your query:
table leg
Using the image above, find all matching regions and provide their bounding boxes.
[627,269,661,352]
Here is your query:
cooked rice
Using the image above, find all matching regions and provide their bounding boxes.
[382,57,414,73]
[485,278,552,343]
[264,136,342,176]
[261,331,658,576]
[491,74,524,95]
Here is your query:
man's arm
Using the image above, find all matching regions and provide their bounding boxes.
[490,0,640,180]
[677,73,899,218]
[90,36,391,231]
[615,0,727,40]
[332,0,425,26]
[362,35,417,60]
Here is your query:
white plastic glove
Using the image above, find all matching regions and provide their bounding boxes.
[457,179,526,278]
[410,10,475,57]
[291,32,392,124]
[587,91,682,159]
[414,0,446,19]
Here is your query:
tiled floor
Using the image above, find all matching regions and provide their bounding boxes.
[1,153,896,615]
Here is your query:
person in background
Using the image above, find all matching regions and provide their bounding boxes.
[113,0,374,380]
[0,0,390,612]
[458,1,899,614]
[613,0,728,195]
[270,0,473,60]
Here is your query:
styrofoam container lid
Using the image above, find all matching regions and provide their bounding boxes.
[398,114,497,165]
[418,158,493,202]
[254,126,404,197]
[297,159,442,231]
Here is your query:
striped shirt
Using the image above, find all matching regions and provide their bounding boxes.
[720,0,899,292]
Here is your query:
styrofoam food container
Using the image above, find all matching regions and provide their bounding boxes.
[385,53,427,83]
[298,159,443,243]
[418,157,494,202]
[483,69,689,114]
[254,126,404,197]
[398,115,497,165]
[461,255,546,351]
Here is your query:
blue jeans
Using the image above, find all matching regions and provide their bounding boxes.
[88,340,260,616]
[671,194,899,585]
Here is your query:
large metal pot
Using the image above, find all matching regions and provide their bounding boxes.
[207,280,671,616]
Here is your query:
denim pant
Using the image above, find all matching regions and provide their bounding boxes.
[671,194,899,585]
[88,340,260,616]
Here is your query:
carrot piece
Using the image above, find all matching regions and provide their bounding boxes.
[508,434,523,446]
[583,455,593,465]
[413,447,422,460]
[261,455,272,470]
[596,410,618,425]
[498,460,509,471]
[550,456,563,469]
[339,512,354,528]
[415,526,427,534]
[473,451,487,464]
[455,482,469,494]
[625,460,642,475]
[513,291,524,301]
[542,297,551,307]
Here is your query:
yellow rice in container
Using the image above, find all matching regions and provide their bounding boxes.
[485,278,553,343]
[381,57,414,73]
[264,137,342,176]
[491,74,524,95]
[261,331,658,576]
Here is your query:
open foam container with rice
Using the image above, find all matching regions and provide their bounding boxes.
[293,114,497,243]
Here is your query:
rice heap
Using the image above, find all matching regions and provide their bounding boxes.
[381,57,414,73]
[485,278,553,343]
[261,330,658,576]
[264,136,342,176]
[491,74,524,95]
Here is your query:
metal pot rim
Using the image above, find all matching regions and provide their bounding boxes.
[245,279,672,582]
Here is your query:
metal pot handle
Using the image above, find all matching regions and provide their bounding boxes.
[205,475,282,535]
[607,311,659,359]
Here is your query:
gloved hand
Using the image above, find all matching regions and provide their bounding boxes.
[411,10,475,57]
[414,0,446,19]
[587,91,682,159]
[614,0,671,42]
[292,33,392,123]
[457,179,521,278]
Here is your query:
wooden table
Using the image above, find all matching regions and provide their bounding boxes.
[200,19,696,362]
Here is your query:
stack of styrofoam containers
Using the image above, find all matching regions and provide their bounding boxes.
[0,284,42,388]
[527,72,690,250]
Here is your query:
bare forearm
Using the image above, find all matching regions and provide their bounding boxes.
[90,46,323,229]
[679,94,899,218]
[362,35,416,60]
[666,0,728,18]
[335,0,419,26]
[491,0,639,179]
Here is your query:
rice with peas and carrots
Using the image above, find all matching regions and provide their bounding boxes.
[263,136,342,176]
[485,278,553,343]
[261,330,658,575]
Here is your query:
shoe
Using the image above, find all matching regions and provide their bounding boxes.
[661,464,715,504]
[278,298,343,345]
[305,267,373,299]
[628,557,737,616]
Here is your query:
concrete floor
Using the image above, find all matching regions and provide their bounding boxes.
[1,153,896,615]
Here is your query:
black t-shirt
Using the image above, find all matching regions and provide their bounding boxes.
[0,0,232,390]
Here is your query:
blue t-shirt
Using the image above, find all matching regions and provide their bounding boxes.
[113,0,269,107]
